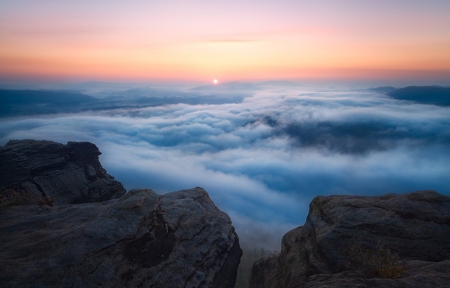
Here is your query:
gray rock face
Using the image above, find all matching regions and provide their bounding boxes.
[0,139,126,205]
[0,187,242,288]
[249,190,450,288]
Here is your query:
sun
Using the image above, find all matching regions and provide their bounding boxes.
[213,79,218,85]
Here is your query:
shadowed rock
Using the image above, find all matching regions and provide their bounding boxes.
[249,190,450,288]
[0,139,126,205]
[0,187,242,287]
[0,140,242,287]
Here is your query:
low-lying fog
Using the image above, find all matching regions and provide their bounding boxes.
[1,82,449,250]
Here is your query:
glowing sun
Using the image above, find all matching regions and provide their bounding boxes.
[213,79,218,84]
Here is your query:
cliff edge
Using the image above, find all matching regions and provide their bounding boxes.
[0,140,242,288]
[0,139,126,205]
[249,191,450,288]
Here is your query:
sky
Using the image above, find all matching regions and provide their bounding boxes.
[1,0,450,250]
[1,84,450,249]
[1,0,450,83]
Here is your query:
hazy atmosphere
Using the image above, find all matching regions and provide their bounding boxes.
[2,83,450,249]
[1,0,450,251]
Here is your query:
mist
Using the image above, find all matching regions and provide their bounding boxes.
[1,82,449,250]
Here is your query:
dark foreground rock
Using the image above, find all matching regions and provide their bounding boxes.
[249,190,450,288]
[0,187,242,287]
[0,139,126,205]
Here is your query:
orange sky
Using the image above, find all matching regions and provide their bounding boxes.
[1,0,450,84]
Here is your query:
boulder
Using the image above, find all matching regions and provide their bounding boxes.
[0,187,242,287]
[249,190,450,288]
[0,139,126,205]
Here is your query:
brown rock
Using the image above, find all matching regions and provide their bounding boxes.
[0,139,126,205]
[0,187,242,287]
[249,190,450,288]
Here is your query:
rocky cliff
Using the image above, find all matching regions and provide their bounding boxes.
[0,140,242,288]
[0,139,126,205]
[249,191,450,288]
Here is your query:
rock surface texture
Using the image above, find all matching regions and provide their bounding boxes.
[0,140,241,287]
[249,190,450,288]
[0,139,126,205]
[0,188,241,288]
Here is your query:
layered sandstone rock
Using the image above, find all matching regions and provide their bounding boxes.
[0,188,241,287]
[249,191,450,288]
[0,139,126,205]
[0,140,242,287]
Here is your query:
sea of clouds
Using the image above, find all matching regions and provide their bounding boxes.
[1,84,449,250]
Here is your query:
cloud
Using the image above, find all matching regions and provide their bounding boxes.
[1,85,450,249]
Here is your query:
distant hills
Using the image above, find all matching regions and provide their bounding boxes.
[189,80,300,92]
[0,89,97,116]
[2,84,449,118]
[0,89,95,104]
[369,85,450,106]
[190,82,260,92]
[368,86,397,93]
[386,86,450,106]
[0,88,247,117]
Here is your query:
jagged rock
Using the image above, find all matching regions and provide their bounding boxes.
[0,139,242,287]
[249,190,450,288]
[0,187,242,288]
[0,139,125,205]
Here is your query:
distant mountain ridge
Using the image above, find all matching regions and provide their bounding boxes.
[386,86,450,106]
[2,84,449,118]
[0,89,95,103]
[368,86,397,93]
[0,89,97,116]
[189,82,259,92]
[0,88,246,117]
[190,80,300,92]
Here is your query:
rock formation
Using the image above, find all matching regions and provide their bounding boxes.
[0,140,242,287]
[249,191,450,288]
[0,139,126,205]
[0,188,241,287]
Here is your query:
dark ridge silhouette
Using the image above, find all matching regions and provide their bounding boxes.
[190,80,300,92]
[368,86,397,93]
[0,89,246,117]
[0,89,96,116]
[387,86,450,106]
[190,82,259,92]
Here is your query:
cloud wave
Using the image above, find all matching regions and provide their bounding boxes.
[1,85,449,250]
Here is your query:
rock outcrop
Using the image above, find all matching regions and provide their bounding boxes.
[0,139,242,287]
[0,139,126,205]
[249,190,450,288]
[0,187,242,287]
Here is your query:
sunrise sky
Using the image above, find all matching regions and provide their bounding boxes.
[1,0,450,84]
